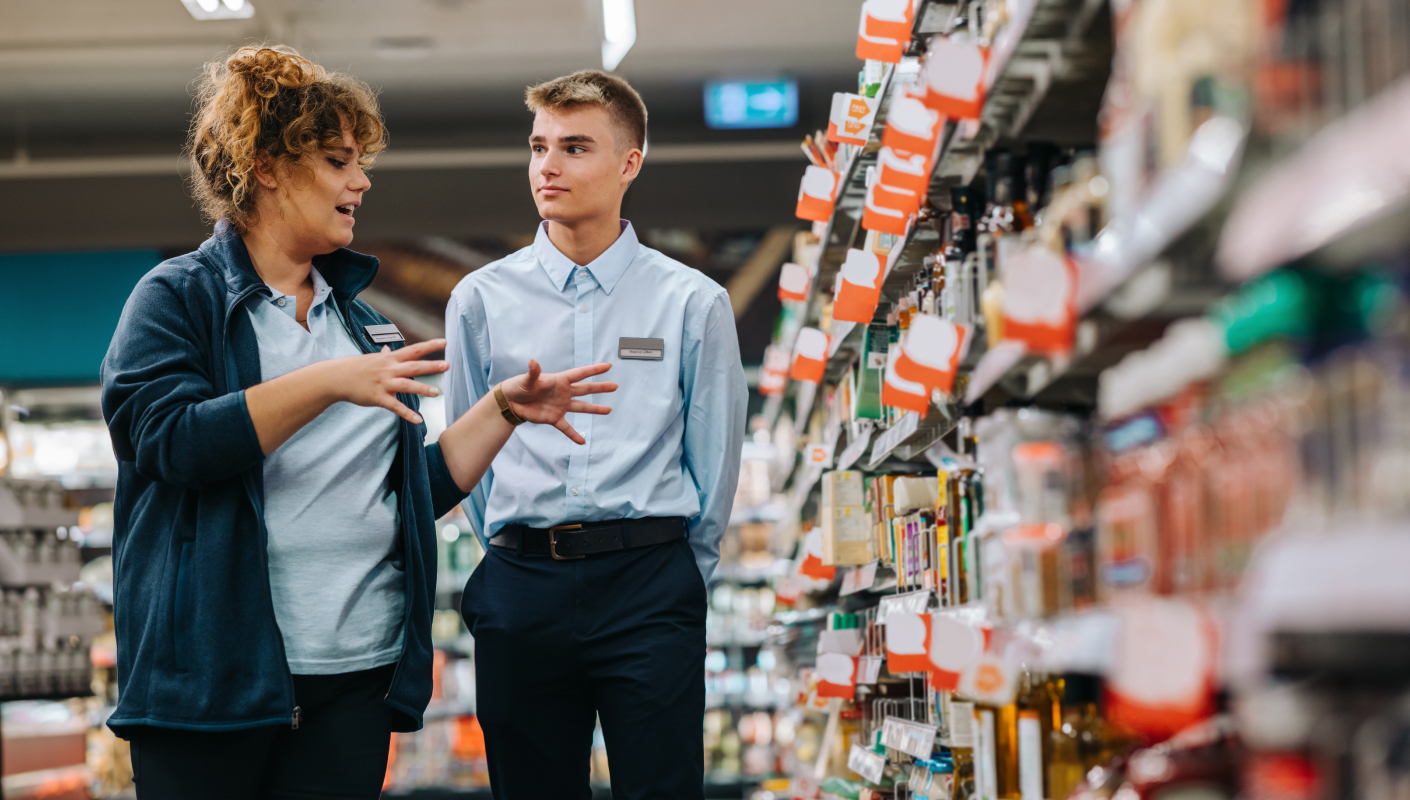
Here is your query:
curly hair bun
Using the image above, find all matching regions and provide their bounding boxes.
[187,45,386,233]
[225,45,320,99]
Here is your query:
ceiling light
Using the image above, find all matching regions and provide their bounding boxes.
[601,0,636,71]
[180,0,255,20]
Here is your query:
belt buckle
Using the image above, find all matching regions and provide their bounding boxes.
[548,523,585,561]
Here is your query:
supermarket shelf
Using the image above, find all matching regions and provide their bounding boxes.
[389,782,757,799]
[708,633,770,648]
[1218,73,1410,283]
[930,0,1110,191]
[961,117,1247,407]
[864,407,956,469]
[706,691,785,710]
[420,699,475,721]
[805,0,1119,415]
[773,607,831,628]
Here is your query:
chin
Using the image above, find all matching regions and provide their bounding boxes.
[537,203,581,224]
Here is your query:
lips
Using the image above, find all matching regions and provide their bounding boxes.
[336,205,355,218]
[538,185,567,196]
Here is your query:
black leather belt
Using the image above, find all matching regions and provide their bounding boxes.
[488,516,687,560]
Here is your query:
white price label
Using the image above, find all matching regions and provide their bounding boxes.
[837,420,875,470]
[848,744,887,785]
[858,655,884,685]
[878,589,931,623]
[840,561,880,596]
[882,716,939,760]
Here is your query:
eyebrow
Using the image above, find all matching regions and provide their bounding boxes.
[327,146,355,157]
[528,134,598,145]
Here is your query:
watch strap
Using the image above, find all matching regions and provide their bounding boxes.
[494,382,527,426]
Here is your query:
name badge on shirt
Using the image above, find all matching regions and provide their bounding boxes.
[364,324,405,345]
[619,337,664,360]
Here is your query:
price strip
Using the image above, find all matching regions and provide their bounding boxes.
[858,655,884,685]
[848,744,887,785]
[867,411,921,469]
[840,561,880,596]
[837,420,875,470]
[882,716,939,760]
[878,589,931,623]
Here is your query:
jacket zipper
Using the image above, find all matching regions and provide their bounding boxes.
[222,284,301,726]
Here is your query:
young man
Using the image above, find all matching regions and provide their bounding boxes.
[444,70,747,799]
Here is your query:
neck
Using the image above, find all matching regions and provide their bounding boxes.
[240,219,316,295]
[545,210,624,266]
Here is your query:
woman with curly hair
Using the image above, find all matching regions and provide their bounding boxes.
[100,45,614,798]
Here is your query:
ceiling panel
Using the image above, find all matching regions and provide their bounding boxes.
[1,0,859,104]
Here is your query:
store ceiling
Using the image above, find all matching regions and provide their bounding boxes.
[3,0,859,108]
[0,0,859,253]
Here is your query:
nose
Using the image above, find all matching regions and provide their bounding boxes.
[351,163,372,193]
[537,149,561,179]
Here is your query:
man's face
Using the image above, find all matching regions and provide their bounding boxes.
[529,105,641,225]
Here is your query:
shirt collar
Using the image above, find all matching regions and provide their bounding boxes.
[533,220,639,295]
[262,266,333,318]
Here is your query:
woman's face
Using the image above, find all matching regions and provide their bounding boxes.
[258,124,370,253]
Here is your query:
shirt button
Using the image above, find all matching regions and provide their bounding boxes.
[579,305,588,313]
[570,488,580,496]
[276,297,287,307]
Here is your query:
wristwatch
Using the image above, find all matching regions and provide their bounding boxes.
[494,382,527,426]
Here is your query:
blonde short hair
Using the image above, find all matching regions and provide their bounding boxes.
[525,70,648,153]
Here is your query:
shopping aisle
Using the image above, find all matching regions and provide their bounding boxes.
[5,0,1410,797]
[694,0,1410,798]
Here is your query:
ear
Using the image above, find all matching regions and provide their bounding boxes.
[252,152,279,190]
[621,147,643,183]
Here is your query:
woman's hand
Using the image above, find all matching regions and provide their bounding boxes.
[246,338,448,455]
[501,360,616,444]
[332,338,449,424]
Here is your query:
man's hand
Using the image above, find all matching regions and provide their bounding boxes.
[501,360,616,444]
[332,339,449,424]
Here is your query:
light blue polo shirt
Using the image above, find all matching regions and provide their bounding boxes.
[247,267,404,675]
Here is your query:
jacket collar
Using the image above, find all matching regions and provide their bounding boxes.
[199,219,380,301]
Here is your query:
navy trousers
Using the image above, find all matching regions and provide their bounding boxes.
[462,535,707,800]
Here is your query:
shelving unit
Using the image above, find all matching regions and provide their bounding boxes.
[740,0,1410,798]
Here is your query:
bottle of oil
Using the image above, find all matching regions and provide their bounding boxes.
[974,700,1021,799]
[1017,672,1063,800]
[947,694,978,800]
[1047,674,1111,800]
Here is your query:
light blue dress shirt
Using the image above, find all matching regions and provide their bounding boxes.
[247,267,405,674]
[445,220,747,581]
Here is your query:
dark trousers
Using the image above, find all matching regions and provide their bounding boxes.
[129,664,396,799]
[462,536,707,800]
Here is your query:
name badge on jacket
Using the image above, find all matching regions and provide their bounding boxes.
[364,324,405,344]
[619,337,664,360]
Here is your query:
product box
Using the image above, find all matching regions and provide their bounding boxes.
[854,324,889,420]
[822,470,872,565]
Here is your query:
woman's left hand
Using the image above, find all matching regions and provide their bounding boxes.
[501,360,617,444]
